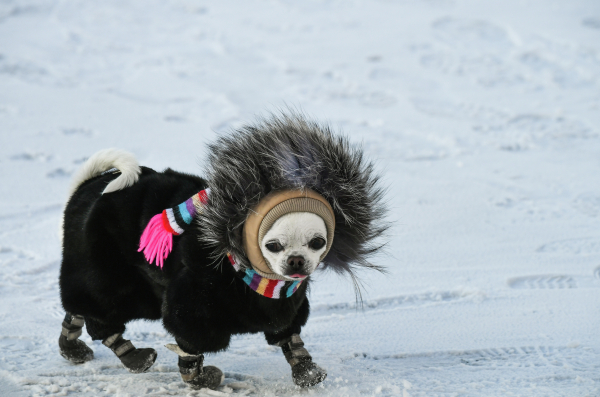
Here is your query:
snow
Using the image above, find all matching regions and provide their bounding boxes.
[1,0,599,395]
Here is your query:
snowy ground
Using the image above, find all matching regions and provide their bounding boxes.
[1,0,600,396]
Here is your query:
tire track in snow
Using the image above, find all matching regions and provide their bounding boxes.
[508,275,577,289]
[311,290,485,318]
[0,203,61,221]
[536,237,600,255]
[343,345,600,371]
[507,271,600,290]
[335,345,600,396]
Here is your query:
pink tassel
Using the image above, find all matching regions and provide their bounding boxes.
[138,213,173,269]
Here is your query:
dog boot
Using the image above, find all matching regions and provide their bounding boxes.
[166,343,224,390]
[59,313,94,364]
[103,333,157,373]
[278,334,327,387]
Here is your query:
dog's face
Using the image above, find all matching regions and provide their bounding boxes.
[260,212,327,280]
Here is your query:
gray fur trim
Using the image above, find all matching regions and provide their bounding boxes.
[198,112,389,299]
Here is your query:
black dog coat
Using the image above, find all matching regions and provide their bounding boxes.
[58,114,388,387]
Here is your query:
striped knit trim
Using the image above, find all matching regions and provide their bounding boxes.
[139,188,211,268]
[163,189,211,236]
[227,253,302,299]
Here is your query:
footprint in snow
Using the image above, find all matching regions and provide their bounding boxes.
[582,17,600,30]
[10,152,52,162]
[572,193,600,218]
[47,168,72,178]
[431,17,515,53]
[62,127,93,136]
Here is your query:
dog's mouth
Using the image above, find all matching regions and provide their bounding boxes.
[288,273,308,279]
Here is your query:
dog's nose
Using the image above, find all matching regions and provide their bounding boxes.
[287,256,305,269]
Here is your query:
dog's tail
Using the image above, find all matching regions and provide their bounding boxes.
[68,148,141,197]
[60,149,141,241]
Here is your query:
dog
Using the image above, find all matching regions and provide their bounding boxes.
[58,113,387,389]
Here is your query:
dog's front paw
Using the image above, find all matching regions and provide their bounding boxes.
[292,360,327,387]
[182,365,224,390]
[170,348,223,391]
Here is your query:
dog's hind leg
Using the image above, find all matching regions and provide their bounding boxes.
[102,333,157,373]
[85,317,157,373]
[58,313,94,364]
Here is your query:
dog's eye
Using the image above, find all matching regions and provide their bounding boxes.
[308,237,326,250]
[265,242,284,253]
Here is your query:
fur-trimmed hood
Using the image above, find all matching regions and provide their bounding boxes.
[197,113,388,283]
